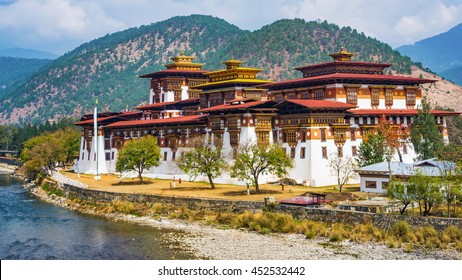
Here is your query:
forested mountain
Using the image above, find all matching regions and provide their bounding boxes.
[0,15,434,124]
[439,66,462,86]
[397,23,462,74]
[0,57,52,98]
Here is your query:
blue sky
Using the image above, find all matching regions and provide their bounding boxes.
[0,0,461,54]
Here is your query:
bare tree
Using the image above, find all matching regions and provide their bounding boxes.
[328,154,357,193]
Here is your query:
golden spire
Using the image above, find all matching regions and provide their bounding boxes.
[329,47,356,61]
[224,57,242,69]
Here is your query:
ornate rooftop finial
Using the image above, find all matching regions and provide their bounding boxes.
[224,57,242,70]
[329,47,355,61]
[181,50,185,56]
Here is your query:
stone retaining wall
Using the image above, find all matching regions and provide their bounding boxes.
[276,205,462,231]
[57,182,462,231]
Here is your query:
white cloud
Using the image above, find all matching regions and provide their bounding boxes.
[393,0,462,45]
[0,0,125,52]
[0,0,461,53]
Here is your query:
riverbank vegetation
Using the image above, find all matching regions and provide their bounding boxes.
[20,127,80,180]
[0,117,77,155]
[38,180,462,254]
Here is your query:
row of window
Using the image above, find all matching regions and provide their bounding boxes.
[365,181,389,189]
[282,145,358,159]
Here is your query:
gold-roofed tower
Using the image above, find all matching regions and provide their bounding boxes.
[329,47,356,61]
[193,58,273,107]
[164,50,205,71]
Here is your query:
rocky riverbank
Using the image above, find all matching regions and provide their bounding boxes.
[0,163,16,173]
[27,178,461,260]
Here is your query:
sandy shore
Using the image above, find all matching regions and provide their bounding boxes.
[28,181,461,260]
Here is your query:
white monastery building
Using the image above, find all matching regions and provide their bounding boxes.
[75,48,455,186]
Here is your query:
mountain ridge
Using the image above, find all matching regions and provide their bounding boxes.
[0,15,459,125]
[0,47,59,60]
[397,23,462,74]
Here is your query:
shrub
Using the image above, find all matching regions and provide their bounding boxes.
[328,223,348,242]
[112,200,136,215]
[305,229,316,239]
[391,221,410,237]
[442,225,462,242]
[215,212,236,225]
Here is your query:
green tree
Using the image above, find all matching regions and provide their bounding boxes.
[437,143,462,217]
[328,154,357,193]
[0,125,18,151]
[231,142,293,194]
[408,173,443,216]
[115,135,161,183]
[53,127,81,168]
[356,133,385,167]
[387,179,413,215]
[19,128,80,179]
[411,98,444,160]
[177,138,228,189]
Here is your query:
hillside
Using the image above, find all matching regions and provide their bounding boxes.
[409,66,462,112]
[0,57,52,98]
[397,23,462,73]
[0,15,441,124]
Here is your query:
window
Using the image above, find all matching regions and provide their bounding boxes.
[365,181,377,189]
[104,139,111,150]
[371,88,380,107]
[300,130,306,142]
[105,153,111,161]
[112,152,115,160]
[300,147,306,159]
[230,132,240,146]
[352,146,357,156]
[346,88,358,105]
[164,151,168,161]
[172,151,176,161]
[285,131,297,143]
[337,146,343,157]
[313,88,324,100]
[406,90,416,107]
[350,129,356,141]
[320,129,326,142]
[290,147,296,158]
[257,132,270,145]
[322,147,327,159]
[403,144,408,154]
[81,153,84,160]
[385,89,393,107]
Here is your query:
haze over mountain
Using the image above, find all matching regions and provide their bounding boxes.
[397,23,462,85]
[0,15,459,125]
[0,47,59,60]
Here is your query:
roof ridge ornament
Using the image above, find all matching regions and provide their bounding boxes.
[329,47,356,61]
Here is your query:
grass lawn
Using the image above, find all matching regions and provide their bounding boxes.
[63,171,361,203]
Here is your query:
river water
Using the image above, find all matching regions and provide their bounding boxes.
[0,173,196,260]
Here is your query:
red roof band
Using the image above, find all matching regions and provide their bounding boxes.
[104,114,208,128]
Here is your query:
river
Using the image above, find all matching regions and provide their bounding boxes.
[0,172,196,260]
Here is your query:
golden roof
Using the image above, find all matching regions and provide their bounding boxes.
[164,50,205,70]
[329,47,356,61]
